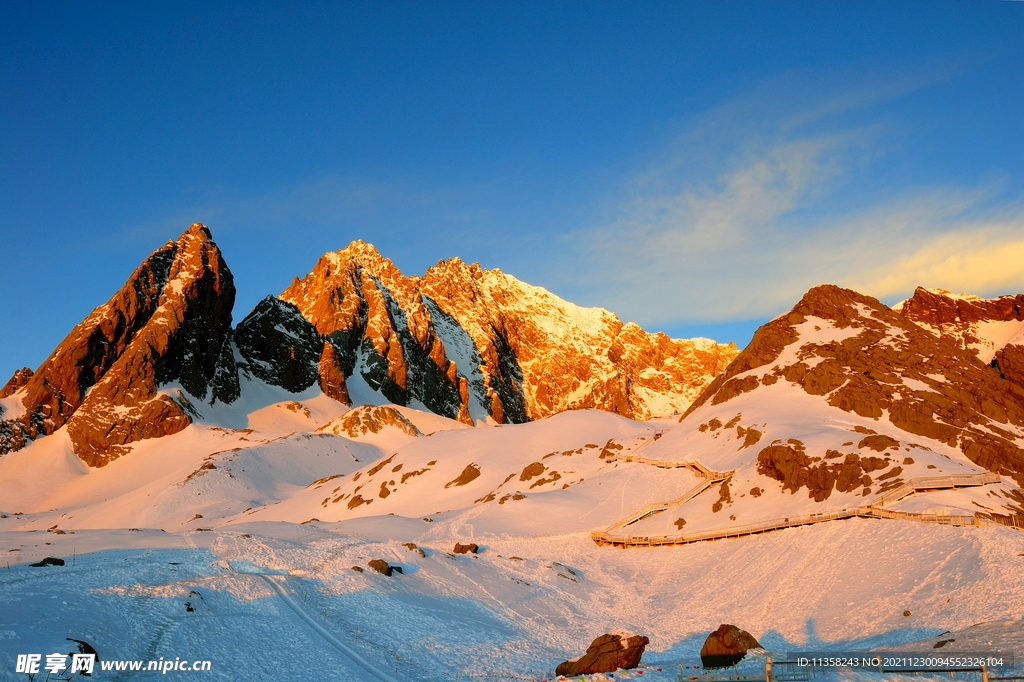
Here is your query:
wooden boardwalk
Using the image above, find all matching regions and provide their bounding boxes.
[593,466,1007,548]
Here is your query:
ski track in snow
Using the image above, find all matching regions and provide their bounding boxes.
[256,573,404,682]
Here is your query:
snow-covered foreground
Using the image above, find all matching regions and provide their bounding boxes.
[2,517,1023,681]
[2,391,1024,681]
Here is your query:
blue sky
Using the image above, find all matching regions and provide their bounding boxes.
[2,1,1023,382]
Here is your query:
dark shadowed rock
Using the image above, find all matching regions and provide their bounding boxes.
[700,624,760,669]
[29,557,65,567]
[235,296,322,392]
[555,630,649,676]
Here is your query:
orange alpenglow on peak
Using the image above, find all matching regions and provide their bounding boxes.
[1,223,237,466]
[1,225,740,466]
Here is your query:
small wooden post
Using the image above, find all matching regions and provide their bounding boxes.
[981,664,988,682]
[765,656,773,682]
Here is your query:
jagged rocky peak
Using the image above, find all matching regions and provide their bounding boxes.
[0,223,238,466]
[0,368,33,400]
[282,241,469,422]
[895,287,1024,387]
[281,241,739,424]
[685,283,1024,486]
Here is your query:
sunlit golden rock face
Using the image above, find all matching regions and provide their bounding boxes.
[281,240,739,424]
[0,224,237,466]
[895,287,1024,390]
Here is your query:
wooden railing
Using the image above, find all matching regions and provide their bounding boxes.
[873,472,1001,506]
[601,450,730,479]
[593,471,1006,548]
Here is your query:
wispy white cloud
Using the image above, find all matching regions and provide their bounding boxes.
[563,69,1024,326]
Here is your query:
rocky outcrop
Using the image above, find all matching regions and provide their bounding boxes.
[317,405,421,438]
[0,368,33,400]
[1,224,238,466]
[686,284,1024,487]
[235,296,323,393]
[700,624,760,669]
[281,241,738,424]
[318,341,351,404]
[555,630,649,676]
[897,287,1024,331]
[897,288,1024,388]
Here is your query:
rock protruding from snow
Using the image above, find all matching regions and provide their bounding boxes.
[686,284,1024,486]
[366,559,402,576]
[0,368,33,400]
[700,624,760,669]
[555,630,650,676]
[281,241,738,424]
[896,287,1024,388]
[317,405,422,439]
[0,224,238,466]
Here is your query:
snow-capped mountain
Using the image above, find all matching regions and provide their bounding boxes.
[0,224,238,466]
[279,240,739,424]
[0,224,737,467]
[598,284,1024,545]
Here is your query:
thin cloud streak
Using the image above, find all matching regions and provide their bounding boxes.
[566,73,1024,327]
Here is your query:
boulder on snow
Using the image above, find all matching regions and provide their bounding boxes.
[29,557,65,567]
[555,630,649,676]
[366,559,402,576]
[700,624,760,669]
[453,542,479,554]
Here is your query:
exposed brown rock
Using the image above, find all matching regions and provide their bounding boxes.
[687,284,1024,486]
[318,341,351,404]
[1,224,237,465]
[519,461,545,481]
[858,435,900,452]
[997,343,1024,389]
[445,464,481,488]
[452,542,479,554]
[317,405,421,439]
[898,287,1024,329]
[758,440,892,501]
[700,624,760,669]
[555,631,650,676]
[0,368,32,400]
[366,559,401,576]
[898,287,1024,390]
